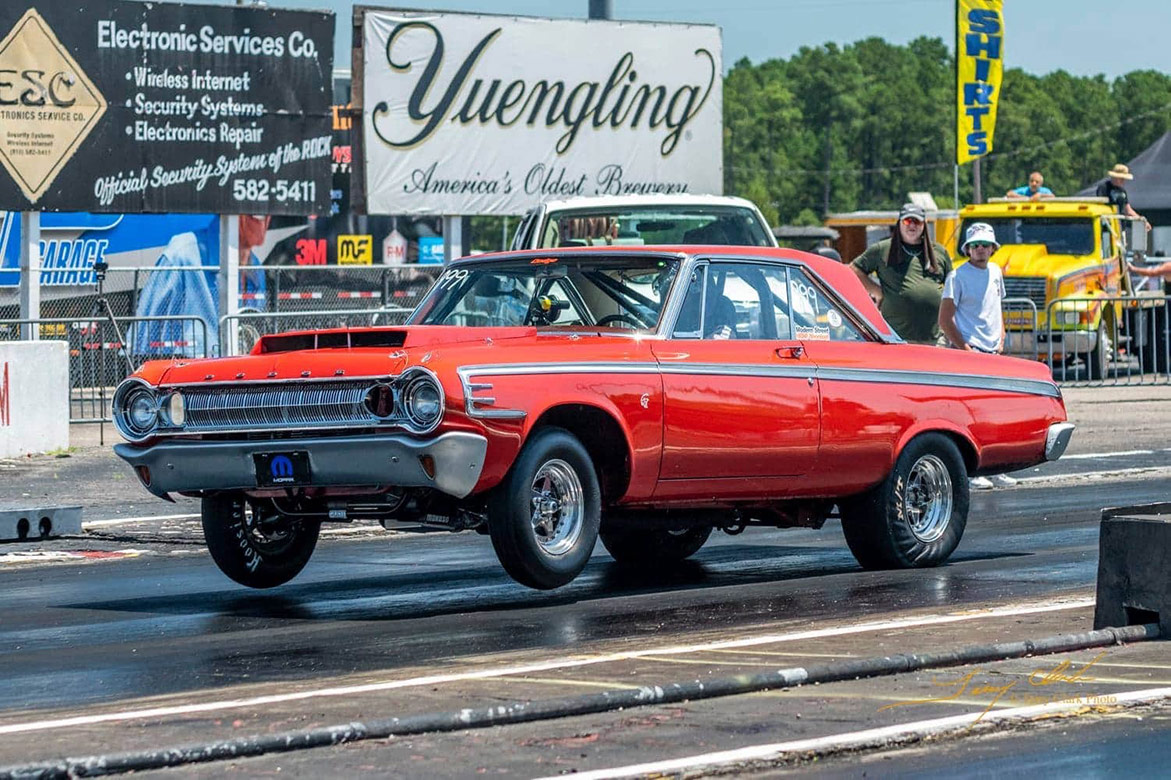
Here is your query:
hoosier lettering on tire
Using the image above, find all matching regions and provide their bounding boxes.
[201,493,321,589]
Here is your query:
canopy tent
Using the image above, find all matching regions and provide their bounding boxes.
[1079,131,1171,210]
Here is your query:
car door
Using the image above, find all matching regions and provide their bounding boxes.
[651,261,820,499]
[783,265,900,495]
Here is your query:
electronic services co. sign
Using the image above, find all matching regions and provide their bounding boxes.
[356,9,723,215]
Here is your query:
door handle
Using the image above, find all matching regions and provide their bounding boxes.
[775,345,804,359]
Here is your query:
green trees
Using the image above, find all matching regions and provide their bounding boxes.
[724,39,1171,223]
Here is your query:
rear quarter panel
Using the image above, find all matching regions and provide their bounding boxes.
[801,342,1065,494]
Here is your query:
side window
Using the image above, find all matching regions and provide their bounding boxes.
[763,267,793,340]
[789,271,865,342]
[1101,222,1113,259]
[672,267,706,338]
[707,267,761,339]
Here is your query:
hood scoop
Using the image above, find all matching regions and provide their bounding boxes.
[257,329,408,354]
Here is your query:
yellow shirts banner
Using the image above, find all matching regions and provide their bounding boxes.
[956,0,1004,165]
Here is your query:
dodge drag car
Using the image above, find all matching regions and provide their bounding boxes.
[113,246,1074,590]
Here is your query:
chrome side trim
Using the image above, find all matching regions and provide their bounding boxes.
[816,367,1062,399]
[1045,422,1076,461]
[659,363,815,380]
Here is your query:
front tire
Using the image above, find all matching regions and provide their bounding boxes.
[1085,322,1109,380]
[840,433,969,569]
[201,494,320,588]
[488,427,601,589]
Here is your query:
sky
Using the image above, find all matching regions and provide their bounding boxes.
[205,0,1169,80]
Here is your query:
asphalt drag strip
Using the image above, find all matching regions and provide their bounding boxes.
[0,600,1163,778]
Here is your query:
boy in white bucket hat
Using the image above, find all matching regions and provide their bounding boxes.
[940,222,1016,489]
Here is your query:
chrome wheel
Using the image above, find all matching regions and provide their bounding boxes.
[904,454,953,543]
[530,459,584,556]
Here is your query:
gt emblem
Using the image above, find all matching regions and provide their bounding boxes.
[640,393,650,409]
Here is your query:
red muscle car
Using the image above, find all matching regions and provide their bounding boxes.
[113,247,1074,590]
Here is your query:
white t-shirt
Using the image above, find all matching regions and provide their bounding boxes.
[941,262,1005,352]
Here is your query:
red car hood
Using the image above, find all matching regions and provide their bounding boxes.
[144,326,537,385]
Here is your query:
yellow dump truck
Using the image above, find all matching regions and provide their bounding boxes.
[957,198,1161,378]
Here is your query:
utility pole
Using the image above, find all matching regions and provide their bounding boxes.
[588,1,613,20]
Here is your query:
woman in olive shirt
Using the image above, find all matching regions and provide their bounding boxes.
[849,203,953,344]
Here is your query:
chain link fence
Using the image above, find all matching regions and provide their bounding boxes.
[219,308,414,356]
[238,265,440,315]
[0,315,209,423]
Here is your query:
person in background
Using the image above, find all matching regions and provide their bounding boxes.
[1129,259,1171,279]
[939,222,1016,489]
[1097,164,1151,232]
[1005,171,1054,201]
[850,203,952,344]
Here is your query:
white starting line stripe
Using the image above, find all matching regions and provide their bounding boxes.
[551,685,1171,780]
[1016,465,1171,485]
[1059,449,1155,460]
[83,514,199,528]
[0,598,1093,736]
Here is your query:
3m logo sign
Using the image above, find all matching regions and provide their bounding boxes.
[0,9,107,202]
[0,362,10,427]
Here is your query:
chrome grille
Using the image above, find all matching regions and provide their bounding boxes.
[180,381,376,433]
[1004,276,1048,308]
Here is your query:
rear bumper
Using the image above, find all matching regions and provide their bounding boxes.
[1045,422,1076,461]
[114,432,488,500]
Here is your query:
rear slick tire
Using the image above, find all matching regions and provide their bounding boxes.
[840,433,969,570]
[600,525,712,566]
[201,494,320,588]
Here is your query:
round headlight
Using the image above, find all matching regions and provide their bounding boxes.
[127,389,159,432]
[164,391,185,427]
[402,372,443,432]
[113,379,162,441]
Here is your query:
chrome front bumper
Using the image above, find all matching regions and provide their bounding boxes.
[1045,422,1076,461]
[114,432,488,500]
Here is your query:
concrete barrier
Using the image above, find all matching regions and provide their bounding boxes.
[0,506,82,541]
[0,341,69,458]
[1094,504,1171,635]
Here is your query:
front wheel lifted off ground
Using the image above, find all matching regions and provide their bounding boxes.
[201,494,321,588]
[840,433,969,569]
[488,427,601,590]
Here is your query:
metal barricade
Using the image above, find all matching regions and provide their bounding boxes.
[0,315,209,423]
[247,265,441,316]
[1000,297,1040,363]
[1038,295,1171,386]
[218,308,415,356]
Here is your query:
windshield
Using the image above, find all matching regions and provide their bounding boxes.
[537,206,773,249]
[962,217,1095,256]
[411,256,681,331]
